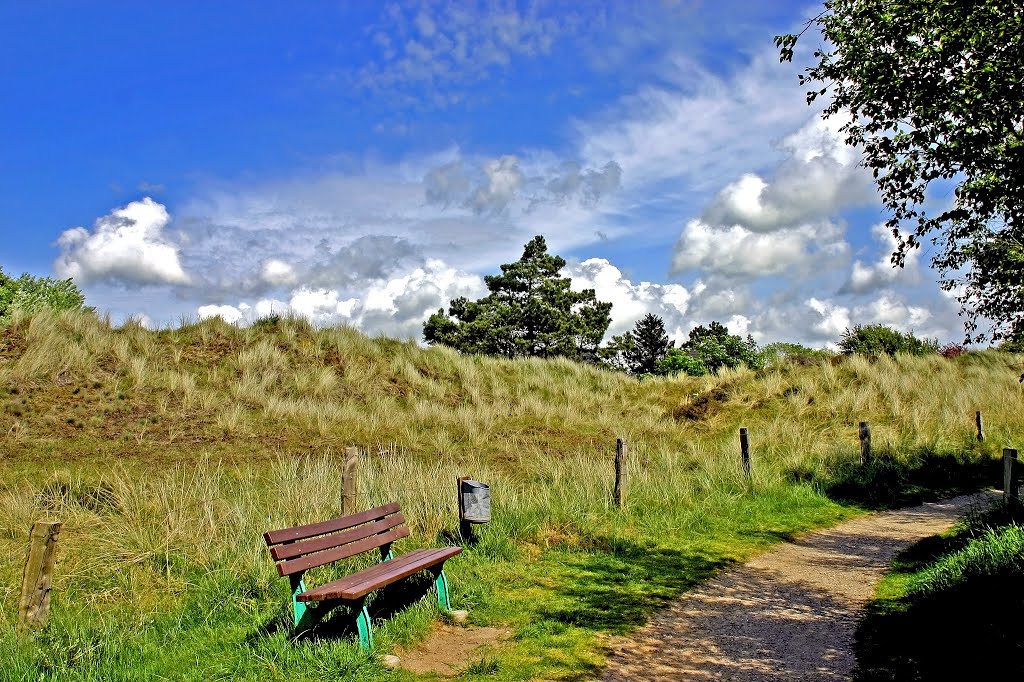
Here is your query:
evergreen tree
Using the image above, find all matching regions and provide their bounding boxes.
[623,313,673,375]
[423,236,612,359]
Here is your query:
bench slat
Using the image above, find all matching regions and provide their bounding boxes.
[297,547,463,602]
[264,502,401,546]
[276,526,411,576]
[270,514,406,561]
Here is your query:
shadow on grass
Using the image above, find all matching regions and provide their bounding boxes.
[854,575,1024,681]
[796,449,1002,510]
[853,506,1024,681]
[247,572,440,645]
[535,535,732,634]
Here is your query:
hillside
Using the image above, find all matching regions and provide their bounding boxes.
[1,310,1022,680]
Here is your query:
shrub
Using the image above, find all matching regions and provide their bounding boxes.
[939,343,967,359]
[0,267,90,323]
[761,342,835,367]
[655,321,762,376]
[838,324,939,357]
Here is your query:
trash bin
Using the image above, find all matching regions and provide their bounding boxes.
[459,479,491,524]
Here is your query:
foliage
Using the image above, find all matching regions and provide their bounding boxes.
[761,342,835,367]
[776,0,1024,343]
[657,347,709,377]
[601,314,674,375]
[0,266,89,322]
[837,324,939,357]
[625,314,674,375]
[657,321,762,376]
[939,343,967,359]
[423,236,612,360]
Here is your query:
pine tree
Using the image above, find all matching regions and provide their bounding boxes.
[623,313,672,375]
[423,236,612,360]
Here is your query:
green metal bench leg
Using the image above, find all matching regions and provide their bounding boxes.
[433,568,452,612]
[355,600,374,650]
[290,573,318,632]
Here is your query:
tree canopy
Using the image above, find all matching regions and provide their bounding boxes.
[656,321,762,376]
[423,236,612,359]
[600,313,674,375]
[776,0,1024,343]
[0,267,89,322]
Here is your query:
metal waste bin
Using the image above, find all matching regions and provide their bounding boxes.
[459,478,491,524]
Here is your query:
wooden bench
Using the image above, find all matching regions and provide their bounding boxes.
[264,501,462,649]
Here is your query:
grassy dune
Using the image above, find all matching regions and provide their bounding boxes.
[1,310,1022,680]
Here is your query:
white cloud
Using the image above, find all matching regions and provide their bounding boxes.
[54,198,189,286]
[195,260,485,340]
[672,219,848,278]
[842,223,921,294]
[564,258,692,339]
[260,259,298,287]
[699,116,873,233]
[465,156,524,214]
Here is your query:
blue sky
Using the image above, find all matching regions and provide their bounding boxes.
[0,1,969,346]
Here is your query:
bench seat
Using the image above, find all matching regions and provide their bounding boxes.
[298,547,462,602]
[264,501,462,650]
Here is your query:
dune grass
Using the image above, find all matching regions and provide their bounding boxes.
[0,310,1022,680]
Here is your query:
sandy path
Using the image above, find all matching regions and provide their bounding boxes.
[600,491,997,681]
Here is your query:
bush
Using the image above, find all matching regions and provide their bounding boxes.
[939,343,967,359]
[0,267,90,322]
[761,342,835,367]
[656,347,708,376]
[655,321,762,376]
[838,324,939,357]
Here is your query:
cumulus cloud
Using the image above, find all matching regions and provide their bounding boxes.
[672,219,848,278]
[564,258,692,339]
[841,223,922,294]
[700,117,873,233]
[197,260,485,340]
[54,198,189,286]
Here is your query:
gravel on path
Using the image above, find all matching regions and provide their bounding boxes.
[599,491,997,681]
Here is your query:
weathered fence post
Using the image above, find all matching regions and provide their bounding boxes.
[17,520,61,638]
[976,411,984,442]
[342,446,359,515]
[1003,448,1020,505]
[739,427,751,479]
[859,421,872,465]
[613,438,627,508]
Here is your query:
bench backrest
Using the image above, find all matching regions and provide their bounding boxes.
[264,502,409,576]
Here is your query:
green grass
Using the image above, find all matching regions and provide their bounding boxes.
[1,310,1022,680]
[854,503,1024,681]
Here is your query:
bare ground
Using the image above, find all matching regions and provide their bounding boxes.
[599,491,997,681]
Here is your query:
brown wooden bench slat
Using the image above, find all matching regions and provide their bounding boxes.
[264,501,401,546]
[275,526,411,576]
[270,514,406,561]
[297,547,463,602]
[298,547,455,597]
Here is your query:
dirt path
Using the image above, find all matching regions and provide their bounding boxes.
[600,491,997,681]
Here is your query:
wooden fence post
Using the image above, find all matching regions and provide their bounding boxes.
[859,421,872,465]
[342,447,359,515]
[17,520,61,638]
[976,411,984,442]
[739,427,751,479]
[1003,448,1020,505]
[613,438,627,508]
